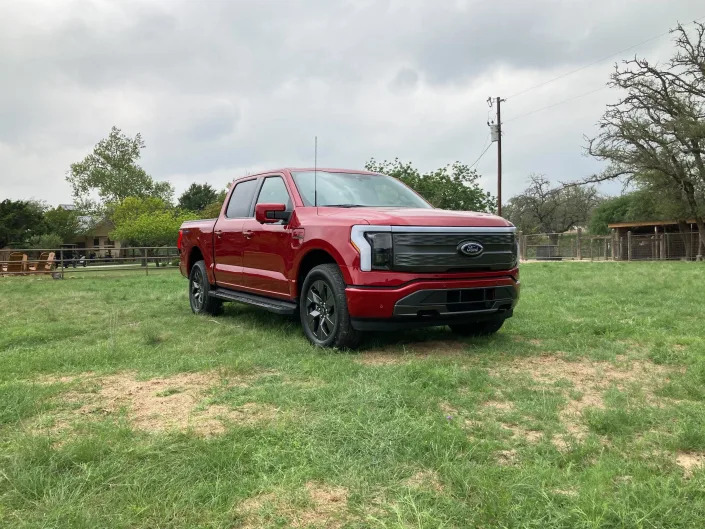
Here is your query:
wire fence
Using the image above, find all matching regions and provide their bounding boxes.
[3,230,704,279]
[520,230,705,262]
[0,247,180,277]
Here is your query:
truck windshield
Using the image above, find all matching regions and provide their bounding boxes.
[291,171,432,208]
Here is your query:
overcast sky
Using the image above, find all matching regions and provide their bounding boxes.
[1,0,703,206]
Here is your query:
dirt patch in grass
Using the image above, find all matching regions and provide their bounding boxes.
[38,371,279,436]
[513,336,543,346]
[404,470,444,492]
[552,487,578,497]
[357,340,466,365]
[496,449,518,466]
[239,482,349,529]
[502,423,542,443]
[490,355,678,448]
[676,452,705,478]
[482,399,514,412]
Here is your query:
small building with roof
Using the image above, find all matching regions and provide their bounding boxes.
[608,219,703,260]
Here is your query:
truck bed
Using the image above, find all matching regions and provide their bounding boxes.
[178,218,217,279]
[181,218,217,232]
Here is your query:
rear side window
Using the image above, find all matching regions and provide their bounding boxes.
[225,179,258,218]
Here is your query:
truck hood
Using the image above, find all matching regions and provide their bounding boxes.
[316,207,513,228]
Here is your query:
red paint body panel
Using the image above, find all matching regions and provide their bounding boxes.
[178,168,519,323]
[345,273,519,319]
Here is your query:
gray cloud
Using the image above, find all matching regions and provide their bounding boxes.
[1,0,703,204]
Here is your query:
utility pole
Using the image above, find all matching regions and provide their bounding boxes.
[488,96,505,216]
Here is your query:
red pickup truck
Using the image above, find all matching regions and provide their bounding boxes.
[178,168,519,348]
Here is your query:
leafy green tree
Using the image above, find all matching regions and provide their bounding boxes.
[504,174,602,235]
[588,190,667,234]
[43,206,83,243]
[111,210,197,247]
[0,199,47,247]
[24,233,63,249]
[365,158,495,212]
[67,126,174,206]
[110,196,197,246]
[201,190,228,218]
[110,197,171,227]
[178,183,219,212]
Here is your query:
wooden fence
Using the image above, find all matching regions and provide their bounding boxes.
[519,230,705,261]
[0,247,180,277]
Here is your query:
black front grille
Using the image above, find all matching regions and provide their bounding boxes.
[393,286,516,317]
[392,231,516,272]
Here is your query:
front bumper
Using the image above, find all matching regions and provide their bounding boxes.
[345,275,519,331]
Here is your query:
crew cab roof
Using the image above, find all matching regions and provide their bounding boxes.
[232,168,378,182]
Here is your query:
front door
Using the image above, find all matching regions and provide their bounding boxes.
[241,175,295,298]
[212,178,259,289]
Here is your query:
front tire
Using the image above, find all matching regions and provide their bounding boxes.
[189,260,223,315]
[449,317,505,336]
[300,264,361,349]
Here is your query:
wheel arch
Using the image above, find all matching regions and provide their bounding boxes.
[187,246,204,276]
[296,248,345,298]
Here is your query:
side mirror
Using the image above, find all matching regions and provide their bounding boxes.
[255,203,291,224]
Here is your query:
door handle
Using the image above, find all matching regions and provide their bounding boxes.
[214,230,223,238]
[243,229,254,239]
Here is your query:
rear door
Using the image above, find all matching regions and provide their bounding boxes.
[213,178,259,289]
[241,174,295,298]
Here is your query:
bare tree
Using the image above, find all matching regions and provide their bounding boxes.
[505,174,601,238]
[586,22,705,250]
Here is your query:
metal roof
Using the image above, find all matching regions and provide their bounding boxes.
[607,219,698,229]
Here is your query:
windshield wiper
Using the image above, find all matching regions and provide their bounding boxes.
[324,204,367,208]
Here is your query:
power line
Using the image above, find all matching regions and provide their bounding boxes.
[505,85,608,124]
[507,14,705,100]
[468,134,492,169]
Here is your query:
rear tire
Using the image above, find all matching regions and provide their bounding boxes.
[449,318,505,336]
[189,260,223,316]
[300,264,361,349]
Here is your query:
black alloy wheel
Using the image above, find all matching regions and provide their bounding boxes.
[190,265,205,311]
[188,260,223,315]
[305,279,338,341]
[299,264,361,348]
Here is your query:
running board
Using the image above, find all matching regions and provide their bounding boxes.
[210,288,297,315]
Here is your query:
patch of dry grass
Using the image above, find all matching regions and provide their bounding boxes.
[33,371,279,436]
[238,482,349,529]
[355,340,467,365]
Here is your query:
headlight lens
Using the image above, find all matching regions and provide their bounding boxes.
[365,232,393,270]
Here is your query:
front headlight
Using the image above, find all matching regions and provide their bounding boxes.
[365,232,393,270]
[350,225,393,271]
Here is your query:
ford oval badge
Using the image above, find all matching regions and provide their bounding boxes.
[458,240,484,257]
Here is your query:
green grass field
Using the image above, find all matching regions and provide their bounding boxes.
[1,263,705,528]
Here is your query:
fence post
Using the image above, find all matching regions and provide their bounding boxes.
[627,231,632,261]
[576,228,582,260]
[603,237,608,261]
[60,248,65,279]
[144,248,149,275]
[610,230,616,260]
[660,233,666,260]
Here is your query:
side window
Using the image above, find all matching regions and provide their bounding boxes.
[256,176,292,210]
[225,179,258,218]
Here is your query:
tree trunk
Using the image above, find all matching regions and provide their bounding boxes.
[695,218,705,258]
[677,220,693,260]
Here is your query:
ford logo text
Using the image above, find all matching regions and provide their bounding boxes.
[458,241,484,257]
